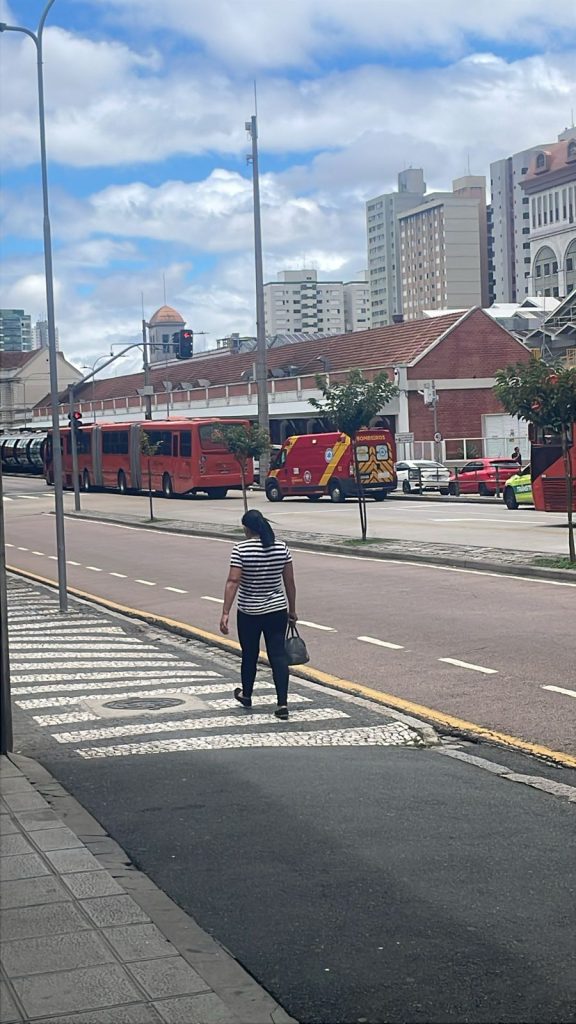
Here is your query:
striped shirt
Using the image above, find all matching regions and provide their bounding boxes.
[230,539,292,615]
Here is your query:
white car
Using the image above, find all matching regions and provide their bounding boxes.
[395,459,451,495]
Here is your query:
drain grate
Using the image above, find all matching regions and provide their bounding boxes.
[104,697,186,711]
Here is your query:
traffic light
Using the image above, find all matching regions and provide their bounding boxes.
[68,410,83,434]
[173,329,193,359]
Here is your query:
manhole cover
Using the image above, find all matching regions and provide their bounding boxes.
[104,697,185,711]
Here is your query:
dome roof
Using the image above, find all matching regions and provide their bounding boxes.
[149,305,185,326]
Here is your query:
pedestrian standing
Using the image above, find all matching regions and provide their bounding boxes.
[511,445,522,466]
[220,509,297,720]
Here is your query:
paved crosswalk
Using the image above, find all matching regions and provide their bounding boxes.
[7,579,421,761]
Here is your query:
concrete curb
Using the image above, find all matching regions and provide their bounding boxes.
[66,510,576,584]
[4,751,296,1024]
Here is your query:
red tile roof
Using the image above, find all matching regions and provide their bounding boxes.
[35,309,474,408]
[0,351,38,371]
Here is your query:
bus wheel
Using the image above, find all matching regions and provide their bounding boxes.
[329,481,345,503]
[373,490,387,501]
[266,481,283,502]
[117,471,127,495]
[504,487,518,510]
[207,488,228,499]
[162,474,174,498]
[307,494,322,502]
[82,471,91,492]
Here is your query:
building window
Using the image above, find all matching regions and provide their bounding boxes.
[536,265,542,276]
[568,140,576,161]
[543,263,550,275]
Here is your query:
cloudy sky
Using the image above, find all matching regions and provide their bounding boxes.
[1,0,574,373]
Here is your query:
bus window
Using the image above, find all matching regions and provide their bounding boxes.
[102,430,129,455]
[145,430,172,455]
[172,434,179,458]
[180,431,192,458]
[199,424,227,452]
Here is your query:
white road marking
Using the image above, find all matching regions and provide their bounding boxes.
[53,708,350,744]
[34,712,99,726]
[17,547,29,552]
[7,620,113,631]
[85,566,102,572]
[32,551,45,556]
[439,657,498,675]
[5,542,14,546]
[135,579,156,586]
[12,668,203,684]
[9,641,143,650]
[357,635,404,650]
[13,672,221,695]
[201,596,221,603]
[47,555,58,560]
[298,620,336,632]
[77,723,416,758]
[109,572,127,578]
[67,560,81,566]
[17,495,40,500]
[165,586,187,594]
[8,628,132,637]
[16,683,268,709]
[542,685,576,699]
[206,693,312,710]
[11,658,180,671]
[10,648,171,661]
[2,497,13,502]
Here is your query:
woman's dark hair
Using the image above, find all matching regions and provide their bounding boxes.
[242,509,275,548]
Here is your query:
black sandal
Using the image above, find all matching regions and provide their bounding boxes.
[274,706,289,721]
[234,688,252,708]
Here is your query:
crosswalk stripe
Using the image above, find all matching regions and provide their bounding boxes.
[10,649,174,661]
[33,712,100,726]
[8,627,132,636]
[9,640,145,650]
[12,669,206,683]
[53,708,350,744]
[77,723,416,758]
[206,693,311,710]
[11,659,181,671]
[32,693,313,724]
[16,684,274,709]
[13,673,221,695]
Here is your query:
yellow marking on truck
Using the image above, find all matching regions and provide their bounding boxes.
[319,437,350,486]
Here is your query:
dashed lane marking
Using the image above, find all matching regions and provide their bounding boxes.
[31,551,45,556]
[85,566,102,572]
[135,579,156,586]
[109,572,128,578]
[201,595,221,603]
[17,547,29,552]
[439,657,498,675]
[165,586,187,594]
[47,556,57,561]
[76,723,417,759]
[298,620,336,632]
[542,685,576,699]
[358,635,404,650]
[52,707,350,744]
[67,560,82,566]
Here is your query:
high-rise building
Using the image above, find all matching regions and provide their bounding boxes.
[343,273,371,332]
[490,141,555,302]
[366,169,426,328]
[398,177,488,320]
[33,319,59,351]
[264,270,345,335]
[0,309,33,352]
[520,133,576,299]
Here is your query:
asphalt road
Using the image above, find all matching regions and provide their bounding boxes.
[7,578,576,1024]
[4,492,576,755]
[1,474,571,555]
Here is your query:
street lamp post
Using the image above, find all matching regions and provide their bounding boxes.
[1,1,68,612]
[246,114,270,480]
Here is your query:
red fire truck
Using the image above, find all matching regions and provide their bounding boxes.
[45,418,252,498]
[265,429,396,502]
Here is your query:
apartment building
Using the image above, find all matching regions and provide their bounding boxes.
[520,133,576,299]
[264,270,346,335]
[343,273,371,332]
[398,177,488,320]
[33,319,59,351]
[0,309,33,352]
[366,169,426,328]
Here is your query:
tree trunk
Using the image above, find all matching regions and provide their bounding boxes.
[147,457,154,521]
[352,438,367,541]
[561,426,575,562]
[241,462,248,513]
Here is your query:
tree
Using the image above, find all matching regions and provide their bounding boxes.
[216,423,270,512]
[310,368,399,540]
[494,358,576,561]
[140,431,162,521]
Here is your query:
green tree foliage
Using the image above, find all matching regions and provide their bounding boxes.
[494,359,576,561]
[216,423,270,512]
[140,431,162,521]
[310,369,399,540]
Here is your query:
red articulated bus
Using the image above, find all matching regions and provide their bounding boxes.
[45,418,252,498]
[530,423,575,512]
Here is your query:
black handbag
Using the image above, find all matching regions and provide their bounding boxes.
[285,623,310,665]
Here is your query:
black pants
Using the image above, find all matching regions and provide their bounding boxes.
[237,609,289,706]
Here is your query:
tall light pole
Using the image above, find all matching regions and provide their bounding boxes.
[1,1,68,612]
[246,114,270,479]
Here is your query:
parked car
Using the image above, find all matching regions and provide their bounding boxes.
[448,458,520,496]
[394,459,451,495]
[502,467,533,509]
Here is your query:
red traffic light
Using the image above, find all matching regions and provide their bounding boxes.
[72,411,82,420]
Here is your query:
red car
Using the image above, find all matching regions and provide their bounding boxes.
[448,458,521,496]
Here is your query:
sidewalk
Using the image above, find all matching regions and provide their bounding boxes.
[0,755,293,1024]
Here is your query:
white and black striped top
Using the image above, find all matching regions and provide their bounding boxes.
[230,539,292,615]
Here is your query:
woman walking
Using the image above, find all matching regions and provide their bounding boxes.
[220,509,297,720]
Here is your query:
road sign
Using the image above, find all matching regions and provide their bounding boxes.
[395,432,414,444]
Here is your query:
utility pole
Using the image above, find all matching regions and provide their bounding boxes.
[142,319,152,420]
[68,385,81,512]
[246,113,270,480]
[0,458,13,754]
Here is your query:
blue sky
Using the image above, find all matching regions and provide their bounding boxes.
[1,0,574,369]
